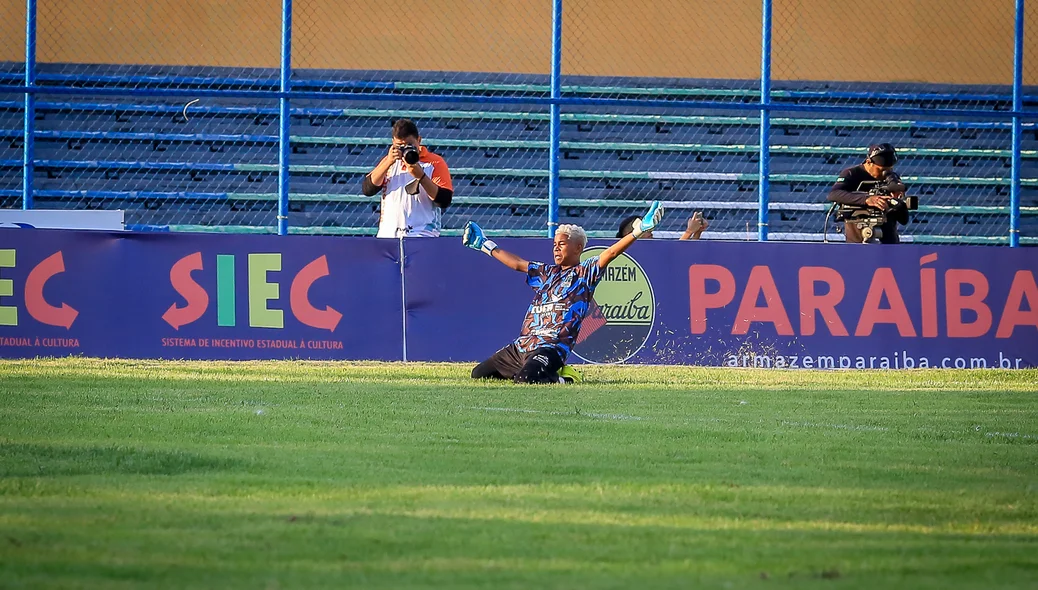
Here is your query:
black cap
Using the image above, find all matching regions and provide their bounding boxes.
[867,143,897,167]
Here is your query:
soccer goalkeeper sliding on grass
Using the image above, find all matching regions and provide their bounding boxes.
[463,201,664,384]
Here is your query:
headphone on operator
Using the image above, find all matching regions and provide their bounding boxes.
[866,143,898,168]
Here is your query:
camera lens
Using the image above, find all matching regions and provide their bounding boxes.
[401,145,420,165]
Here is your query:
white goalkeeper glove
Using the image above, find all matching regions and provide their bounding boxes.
[462,221,498,255]
[631,201,664,238]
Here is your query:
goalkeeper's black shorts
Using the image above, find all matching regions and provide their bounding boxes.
[471,343,564,384]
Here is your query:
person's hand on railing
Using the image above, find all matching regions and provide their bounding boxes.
[680,211,708,240]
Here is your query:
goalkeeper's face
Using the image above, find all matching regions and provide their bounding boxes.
[553,233,583,267]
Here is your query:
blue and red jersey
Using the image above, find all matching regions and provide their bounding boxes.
[513,257,603,360]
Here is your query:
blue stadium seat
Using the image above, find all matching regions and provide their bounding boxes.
[1,65,1035,241]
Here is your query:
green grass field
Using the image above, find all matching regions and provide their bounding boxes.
[1,359,1036,589]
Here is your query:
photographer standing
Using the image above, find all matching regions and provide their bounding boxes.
[828,143,910,244]
[362,119,454,238]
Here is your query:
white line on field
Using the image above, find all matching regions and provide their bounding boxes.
[781,420,889,432]
[470,406,645,421]
[584,412,644,421]
[985,431,1038,440]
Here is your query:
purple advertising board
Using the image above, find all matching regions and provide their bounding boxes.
[3,228,1036,369]
[0,229,403,360]
[577,239,1038,370]
[407,238,1038,369]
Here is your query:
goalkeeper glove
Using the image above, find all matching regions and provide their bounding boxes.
[463,221,498,255]
[631,201,664,238]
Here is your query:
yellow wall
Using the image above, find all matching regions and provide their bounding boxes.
[1,2,25,60]
[1,0,1033,85]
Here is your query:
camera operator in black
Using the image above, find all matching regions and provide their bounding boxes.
[828,143,910,244]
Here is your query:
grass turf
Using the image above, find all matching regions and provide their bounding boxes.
[0,359,1036,589]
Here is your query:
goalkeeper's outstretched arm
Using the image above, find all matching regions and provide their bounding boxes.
[488,248,529,272]
[462,221,529,272]
[597,201,663,269]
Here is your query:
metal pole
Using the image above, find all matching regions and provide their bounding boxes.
[758,0,772,241]
[1011,0,1024,248]
[23,0,36,210]
[277,0,292,236]
[548,0,562,237]
[399,237,408,362]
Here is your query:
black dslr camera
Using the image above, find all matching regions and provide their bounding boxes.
[836,176,918,244]
[399,144,420,165]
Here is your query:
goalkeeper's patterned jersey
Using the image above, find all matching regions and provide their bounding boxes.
[514,256,603,360]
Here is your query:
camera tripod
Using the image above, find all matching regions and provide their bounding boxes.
[847,216,886,244]
[824,203,887,244]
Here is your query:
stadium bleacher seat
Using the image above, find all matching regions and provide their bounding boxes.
[1,65,1035,243]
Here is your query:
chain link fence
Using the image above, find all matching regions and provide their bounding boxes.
[772,0,1023,244]
[2,0,1034,244]
[291,0,553,236]
[1,1,26,211]
[561,0,763,240]
[1023,2,1038,244]
[25,0,282,229]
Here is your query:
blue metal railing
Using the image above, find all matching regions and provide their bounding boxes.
[6,83,1037,119]
[548,0,562,238]
[22,0,36,211]
[12,0,1032,246]
[278,0,292,237]
[1011,0,1025,248]
[758,0,772,242]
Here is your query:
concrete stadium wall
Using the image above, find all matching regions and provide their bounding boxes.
[0,0,1034,85]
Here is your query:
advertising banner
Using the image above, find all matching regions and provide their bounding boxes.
[407,238,1038,369]
[2,229,1036,368]
[587,240,1038,370]
[0,230,403,360]
[403,237,547,362]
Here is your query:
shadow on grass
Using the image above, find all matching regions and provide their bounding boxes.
[0,443,242,477]
[9,510,1029,588]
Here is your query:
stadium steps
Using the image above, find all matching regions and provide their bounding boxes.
[3,128,1034,161]
[5,158,1036,187]
[0,67,1030,108]
[2,66,1035,242]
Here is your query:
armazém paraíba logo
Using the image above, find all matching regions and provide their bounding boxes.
[572,247,655,363]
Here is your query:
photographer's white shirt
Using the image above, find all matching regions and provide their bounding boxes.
[377,147,453,238]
